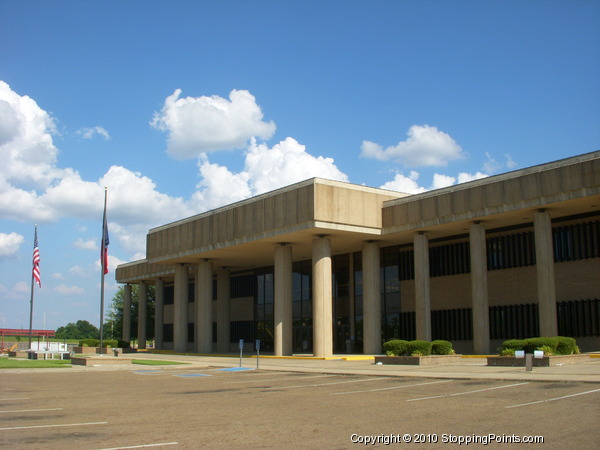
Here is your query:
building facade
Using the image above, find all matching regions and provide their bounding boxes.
[116,151,600,355]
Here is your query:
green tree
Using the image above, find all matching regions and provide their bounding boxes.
[104,284,155,342]
[55,320,99,339]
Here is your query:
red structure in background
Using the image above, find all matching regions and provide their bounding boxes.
[0,328,55,351]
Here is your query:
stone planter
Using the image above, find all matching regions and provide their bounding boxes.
[486,354,590,367]
[374,355,462,365]
[73,346,98,354]
[71,356,131,367]
[73,346,117,355]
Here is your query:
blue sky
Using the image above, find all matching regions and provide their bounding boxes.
[1,1,599,332]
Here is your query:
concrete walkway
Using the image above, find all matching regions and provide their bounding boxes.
[117,352,600,383]
[4,352,598,383]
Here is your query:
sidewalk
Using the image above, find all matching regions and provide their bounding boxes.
[120,352,600,383]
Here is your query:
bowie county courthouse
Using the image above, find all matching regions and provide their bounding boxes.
[116,151,600,355]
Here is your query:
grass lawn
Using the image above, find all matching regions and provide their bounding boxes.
[0,356,188,369]
[131,359,187,366]
[0,357,72,369]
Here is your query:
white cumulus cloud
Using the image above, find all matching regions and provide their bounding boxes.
[151,89,276,158]
[0,81,63,190]
[380,171,427,194]
[0,232,25,258]
[190,137,349,211]
[54,284,85,296]
[245,137,348,195]
[432,173,456,189]
[76,126,110,140]
[381,170,490,194]
[73,238,97,251]
[361,124,465,167]
[457,171,488,183]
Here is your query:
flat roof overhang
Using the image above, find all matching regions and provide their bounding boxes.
[382,150,600,242]
[146,220,385,269]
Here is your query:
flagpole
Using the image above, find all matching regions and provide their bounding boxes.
[100,187,107,350]
[28,225,38,350]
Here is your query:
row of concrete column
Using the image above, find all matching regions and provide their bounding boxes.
[122,211,557,356]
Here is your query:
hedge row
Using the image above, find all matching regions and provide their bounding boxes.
[78,339,129,348]
[383,339,455,356]
[498,336,579,356]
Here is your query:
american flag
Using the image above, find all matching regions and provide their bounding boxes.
[32,227,41,287]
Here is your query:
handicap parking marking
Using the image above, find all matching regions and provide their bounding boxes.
[217,367,255,372]
[506,387,600,409]
[407,382,529,402]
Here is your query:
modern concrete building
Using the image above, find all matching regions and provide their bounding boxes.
[116,151,600,355]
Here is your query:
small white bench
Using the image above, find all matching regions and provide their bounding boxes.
[28,351,71,360]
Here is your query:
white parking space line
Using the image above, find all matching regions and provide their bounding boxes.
[407,382,529,402]
[223,374,335,384]
[331,379,454,395]
[264,377,380,390]
[0,408,63,413]
[0,421,108,431]
[506,388,600,409]
[0,397,29,401]
[95,442,179,449]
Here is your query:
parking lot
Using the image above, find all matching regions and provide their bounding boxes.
[1,362,599,449]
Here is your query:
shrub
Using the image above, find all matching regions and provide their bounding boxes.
[431,340,454,355]
[498,337,579,355]
[383,340,409,356]
[537,345,555,356]
[555,336,578,355]
[79,339,100,347]
[407,340,432,356]
[500,348,515,356]
[498,339,527,353]
[78,338,117,348]
[522,337,558,354]
[103,339,118,348]
[117,339,131,349]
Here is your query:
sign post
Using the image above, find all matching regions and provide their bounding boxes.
[256,339,261,369]
[239,339,244,367]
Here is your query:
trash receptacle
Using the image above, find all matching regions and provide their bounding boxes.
[345,339,353,354]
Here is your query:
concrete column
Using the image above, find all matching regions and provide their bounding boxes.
[349,254,356,342]
[414,232,431,341]
[154,278,164,350]
[137,281,147,350]
[122,284,132,344]
[534,210,558,336]
[274,244,293,356]
[470,222,490,354]
[312,236,333,357]
[216,268,230,353]
[362,242,381,354]
[173,264,189,353]
[196,260,213,354]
